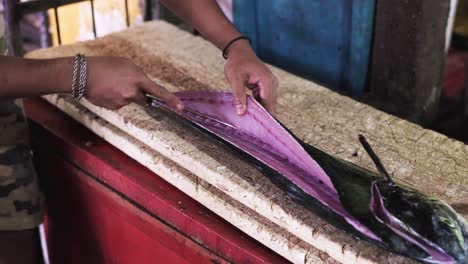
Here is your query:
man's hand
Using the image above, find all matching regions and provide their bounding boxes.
[159,0,279,115]
[0,56,184,112]
[86,57,184,111]
[224,41,278,115]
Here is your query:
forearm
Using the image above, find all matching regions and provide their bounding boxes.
[160,0,278,114]
[160,0,246,50]
[0,56,73,98]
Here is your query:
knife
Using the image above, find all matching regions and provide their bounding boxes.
[144,93,237,129]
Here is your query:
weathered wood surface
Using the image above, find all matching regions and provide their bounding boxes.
[40,95,335,264]
[27,21,467,263]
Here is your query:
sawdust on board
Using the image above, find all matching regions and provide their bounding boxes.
[84,35,213,91]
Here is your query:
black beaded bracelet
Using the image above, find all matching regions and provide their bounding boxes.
[222,36,251,59]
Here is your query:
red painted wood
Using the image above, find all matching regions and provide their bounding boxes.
[23,98,288,264]
[443,48,467,98]
[36,151,225,264]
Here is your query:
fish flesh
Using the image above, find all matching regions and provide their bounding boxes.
[146,90,468,263]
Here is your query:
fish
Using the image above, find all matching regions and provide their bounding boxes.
[146,90,468,263]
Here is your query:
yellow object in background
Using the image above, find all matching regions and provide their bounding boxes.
[48,0,142,46]
[455,0,468,37]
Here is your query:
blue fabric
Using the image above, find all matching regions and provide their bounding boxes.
[233,0,375,95]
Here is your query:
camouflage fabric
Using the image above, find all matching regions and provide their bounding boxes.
[0,13,44,230]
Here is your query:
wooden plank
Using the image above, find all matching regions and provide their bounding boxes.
[26,21,467,263]
[24,97,290,264]
[32,96,334,264]
[43,84,414,264]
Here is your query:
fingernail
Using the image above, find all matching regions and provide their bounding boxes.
[176,103,184,112]
[236,104,245,115]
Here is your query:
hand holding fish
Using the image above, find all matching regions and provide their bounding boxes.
[159,0,278,116]
[0,56,184,112]
[85,57,184,111]
[224,40,279,115]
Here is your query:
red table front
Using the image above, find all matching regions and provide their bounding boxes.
[23,98,287,264]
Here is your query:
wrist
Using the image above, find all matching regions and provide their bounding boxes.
[225,40,255,60]
[71,54,88,100]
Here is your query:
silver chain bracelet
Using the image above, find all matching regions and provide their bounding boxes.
[71,54,87,100]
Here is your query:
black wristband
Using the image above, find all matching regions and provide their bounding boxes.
[222,36,251,59]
